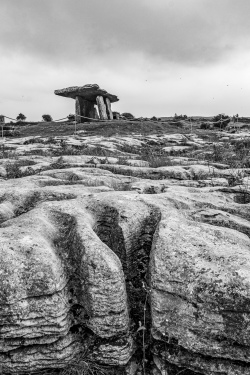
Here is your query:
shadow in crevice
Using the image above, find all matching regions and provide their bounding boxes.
[92,201,161,370]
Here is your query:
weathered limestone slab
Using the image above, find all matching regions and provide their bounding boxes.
[0,193,132,373]
[150,202,250,374]
[75,95,83,123]
[0,208,79,373]
[55,84,119,103]
[105,97,113,120]
[4,131,250,374]
[96,95,108,120]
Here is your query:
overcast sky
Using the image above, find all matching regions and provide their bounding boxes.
[1,0,250,120]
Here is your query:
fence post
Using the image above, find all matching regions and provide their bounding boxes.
[0,115,5,139]
[74,116,77,135]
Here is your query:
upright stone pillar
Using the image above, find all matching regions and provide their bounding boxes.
[0,115,4,139]
[75,96,84,123]
[96,96,108,120]
[75,96,95,123]
[105,97,113,120]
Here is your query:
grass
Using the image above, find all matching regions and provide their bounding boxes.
[51,144,119,157]
[23,136,58,145]
[0,144,18,159]
[139,144,180,167]
[15,119,189,138]
[21,149,52,157]
[50,156,70,169]
[146,156,178,168]
[5,161,36,179]
[117,143,139,154]
[39,361,108,375]
[195,140,250,169]
[15,191,41,216]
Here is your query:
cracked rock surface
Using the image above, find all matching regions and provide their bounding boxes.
[1,129,250,374]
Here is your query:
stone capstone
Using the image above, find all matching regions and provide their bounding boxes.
[54,84,119,104]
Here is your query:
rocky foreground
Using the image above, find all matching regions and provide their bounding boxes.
[1,128,250,374]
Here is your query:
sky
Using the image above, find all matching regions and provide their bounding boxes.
[1,0,250,120]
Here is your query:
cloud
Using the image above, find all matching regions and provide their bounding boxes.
[1,0,250,67]
[1,0,250,120]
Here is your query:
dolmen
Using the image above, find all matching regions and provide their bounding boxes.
[54,84,119,122]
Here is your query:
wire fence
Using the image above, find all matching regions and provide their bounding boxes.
[0,113,238,142]
[0,113,115,141]
[4,115,18,121]
[1,113,145,123]
[0,113,139,138]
